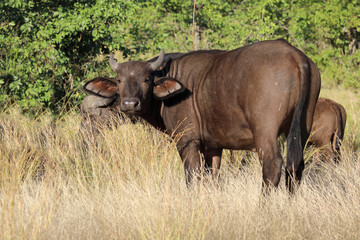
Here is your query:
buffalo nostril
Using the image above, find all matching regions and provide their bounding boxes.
[121,99,140,111]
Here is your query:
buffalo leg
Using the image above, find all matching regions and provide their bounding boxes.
[255,136,283,191]
[204,149,222,180]
[333,139,341,164]
[177,140,201,186]
[323,145,334,163]
[229,150,235,165]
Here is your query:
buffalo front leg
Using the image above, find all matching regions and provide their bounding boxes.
[204,148,222,180]
[177,140,201,186]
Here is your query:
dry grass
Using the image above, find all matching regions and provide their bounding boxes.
[0,88,359,240]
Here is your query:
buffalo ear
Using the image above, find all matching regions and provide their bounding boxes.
[83,77,118,98]
[153,77,184,100]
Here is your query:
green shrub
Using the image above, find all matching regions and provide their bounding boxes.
[0,0,359,115]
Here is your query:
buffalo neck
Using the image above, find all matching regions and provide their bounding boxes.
[139,97,166,131]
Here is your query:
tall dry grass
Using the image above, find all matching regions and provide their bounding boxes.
[0,88,359,240]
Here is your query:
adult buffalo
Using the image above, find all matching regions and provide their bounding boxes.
[80,53,186,135]
[84,39,321,192]
[309,98,346,163]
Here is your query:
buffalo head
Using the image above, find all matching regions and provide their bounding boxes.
[84,50,184,115]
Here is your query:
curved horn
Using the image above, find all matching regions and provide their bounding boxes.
[149,50,165,71]
[109,53,119,72]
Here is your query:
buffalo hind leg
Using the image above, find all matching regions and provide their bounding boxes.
[204,149,222,181]
[332,134,342,164]
[255,136,284,193]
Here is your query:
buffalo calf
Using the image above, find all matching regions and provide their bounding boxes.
[309,98,347,163]
[80,94,137,137]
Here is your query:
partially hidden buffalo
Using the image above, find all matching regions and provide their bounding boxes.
[229,97,347,166]
[308,98,346,163]
[83,39,321,192]
[80,94,135,136]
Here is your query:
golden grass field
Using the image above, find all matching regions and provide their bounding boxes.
[0,87,359,239]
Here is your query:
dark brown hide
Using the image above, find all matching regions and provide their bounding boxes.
[84,39,321,192]
[309,98,347,163]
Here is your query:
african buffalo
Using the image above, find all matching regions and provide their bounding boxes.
[80,53,186,135]
[231,98,347,164]
[83,39,321,192]
[80,94,125,136]
[308,98,346,163]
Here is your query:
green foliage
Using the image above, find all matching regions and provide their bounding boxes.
[0,0,142,114]
[0,0,359,115]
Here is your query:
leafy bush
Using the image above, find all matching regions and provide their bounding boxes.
[0,0,359,115]
[0,0,142,114]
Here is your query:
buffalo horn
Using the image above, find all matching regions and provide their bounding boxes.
[149,50,165,71]
[109,53,119,72]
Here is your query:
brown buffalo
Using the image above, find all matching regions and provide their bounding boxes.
[83,39,321,192]
[80,94,126,136]
[308,98,347,163]
[80,53,186,135]
[80,94,141,138]
[231,98,347,165]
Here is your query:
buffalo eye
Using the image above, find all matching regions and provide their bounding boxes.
[117,79,121,83]
[144,77,150,83]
